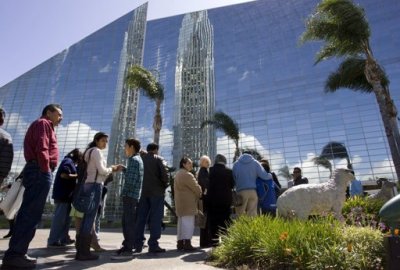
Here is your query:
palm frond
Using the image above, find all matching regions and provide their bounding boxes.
[201,111,239,142]
[125,65,158,96]
[300,0,370,61]
[312,156,332,171]
[320,141,349,160]
[325,57,389,93]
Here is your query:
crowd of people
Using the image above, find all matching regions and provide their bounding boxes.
[0,103,324,268]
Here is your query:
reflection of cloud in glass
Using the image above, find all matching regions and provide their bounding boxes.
[99,64,111,73]
[226,66,237,73]
[136,126,173,166]
[238,70,250,81]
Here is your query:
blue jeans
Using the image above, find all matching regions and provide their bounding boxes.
[79,183,102,237]
[134,195,164,250]
[4,163,52,258]
[47,202,72,245]
[121,196,138,250]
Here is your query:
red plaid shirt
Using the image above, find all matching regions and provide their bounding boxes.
[24,117,59,173]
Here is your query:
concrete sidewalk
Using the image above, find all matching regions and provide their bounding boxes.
[0,227,222,269]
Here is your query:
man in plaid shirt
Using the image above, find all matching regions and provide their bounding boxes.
[111,138,144,260]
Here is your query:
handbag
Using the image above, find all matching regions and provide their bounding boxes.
[232,190,243,207]
[0,179,25,219]
[72,149,98,214]
[195,199,207,229]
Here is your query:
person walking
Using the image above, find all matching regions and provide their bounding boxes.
[75,132,121,261]
[133,143,169,253]
[0,107,13,186]
[47,148,82,248]
[2,104,62,268]
[232,152,272,217]
[112,138,144,260]
[174,157,202,251]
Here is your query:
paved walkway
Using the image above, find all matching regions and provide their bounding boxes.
[0,227,222,269]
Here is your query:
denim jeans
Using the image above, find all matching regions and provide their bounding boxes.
[79,183,102,237]
[134,195,164,250]
[47,202,72,245]
[4,163,52,258]
[121,196,138,250]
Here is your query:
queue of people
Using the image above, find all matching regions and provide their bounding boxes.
[0,103,307,268]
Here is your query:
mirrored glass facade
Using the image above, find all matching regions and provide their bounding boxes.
[1,0,399,219]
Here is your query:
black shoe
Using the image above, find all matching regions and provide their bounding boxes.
[2,255,36,268]
[3,233,12,239]
[110,248,134,260]
[62,239,75,245]
[148,246,166,253]
[133,247,143,253]
[24,255,37,263]
[47,242,67,248]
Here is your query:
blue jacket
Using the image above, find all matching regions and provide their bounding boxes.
[52,157,77,202]
[232,154,272,192]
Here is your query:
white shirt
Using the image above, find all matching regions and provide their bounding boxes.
[84,147,112,184]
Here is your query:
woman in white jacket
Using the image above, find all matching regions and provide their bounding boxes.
[75,132,121,261]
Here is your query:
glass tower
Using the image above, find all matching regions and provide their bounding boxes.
[173,10,216,168]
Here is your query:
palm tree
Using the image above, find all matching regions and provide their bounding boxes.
[319,141,352,170]
[201,111,240,162]
[126,65,165,144]
[300,0,400,181]
[241,147,263,161]
[312,156,333,178]
[278,165,292,181]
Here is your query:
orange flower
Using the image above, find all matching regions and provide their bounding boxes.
[279,231,289,241]
[394,229,399,236]
[347,243,353,252]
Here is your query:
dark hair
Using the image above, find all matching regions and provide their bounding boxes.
[42,104,62,116]
[125,138,141,153]
[65,148,83,163]
[179,157,191,169]
[146,143,159,152]
[88,132,109,149]
[0,108,5,126]
[260,160,271,173]
[293,167,302,173]
[214,154,227,165]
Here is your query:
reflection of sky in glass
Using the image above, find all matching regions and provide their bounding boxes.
[139,0,400,184]
[0,0,399,186]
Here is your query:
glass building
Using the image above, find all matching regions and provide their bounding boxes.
[1,0,399,219]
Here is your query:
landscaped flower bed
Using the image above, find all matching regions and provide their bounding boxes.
[209,215,385,269]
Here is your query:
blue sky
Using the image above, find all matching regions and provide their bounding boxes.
[0,0,254,87]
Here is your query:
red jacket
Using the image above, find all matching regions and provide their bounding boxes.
[24,117,59,173]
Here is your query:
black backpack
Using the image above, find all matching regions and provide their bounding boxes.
[76,148,94,184]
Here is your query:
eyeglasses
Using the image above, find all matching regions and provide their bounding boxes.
[293,171,300,174]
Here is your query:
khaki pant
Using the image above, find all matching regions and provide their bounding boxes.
[235,189,258,217]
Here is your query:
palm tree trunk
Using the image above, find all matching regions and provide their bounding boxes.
[233,140,240,162]
[153,98,162,145]
[365,55,400,181]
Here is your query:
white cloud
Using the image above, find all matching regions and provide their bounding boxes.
[239,70,250,81]
[226,66,237,73]
[99,64,111,73]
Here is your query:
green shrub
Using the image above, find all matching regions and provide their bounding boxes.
[210,215,385,270]
[342,196,386,229]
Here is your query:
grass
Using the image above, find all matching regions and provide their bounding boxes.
[210,215,385,270]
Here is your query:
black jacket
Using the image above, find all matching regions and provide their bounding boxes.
[207,163,234,210]
[140,153,168,197]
